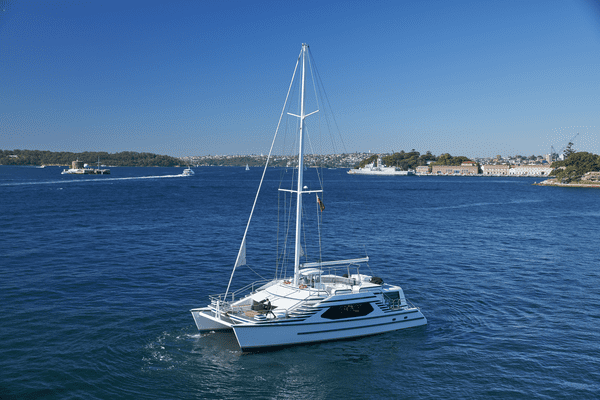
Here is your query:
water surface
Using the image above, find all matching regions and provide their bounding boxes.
[1,166,599,399]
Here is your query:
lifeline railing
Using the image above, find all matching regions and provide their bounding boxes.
[209,278,273,310]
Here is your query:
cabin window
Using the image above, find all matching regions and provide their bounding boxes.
[321,303,374,320]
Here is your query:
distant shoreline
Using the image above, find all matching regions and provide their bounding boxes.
[535,179,600,188]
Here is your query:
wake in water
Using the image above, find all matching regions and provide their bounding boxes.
[0,174,188,187]
[142,329,240,372]
[424,199,543,210]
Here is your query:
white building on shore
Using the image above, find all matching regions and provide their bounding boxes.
[508,164,553,176]
[481,164,510,175]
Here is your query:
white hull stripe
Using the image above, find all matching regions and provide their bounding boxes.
[297,316,425,335]
[235,309,422,327]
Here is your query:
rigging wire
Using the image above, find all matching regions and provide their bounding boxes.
[224,48,302,300]
[308,47,370,264]
[308,46,348,156]
[267,46,371,285]
[244,263,269,281]
[316,193,323,263]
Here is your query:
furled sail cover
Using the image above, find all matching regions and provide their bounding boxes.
[235,237,246,268]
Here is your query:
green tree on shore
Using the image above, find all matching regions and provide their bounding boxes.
[431,153,471,166]
[356,150,440,170]
[551,151,600,183]
[563,142,576,159]
[0,150,181,167]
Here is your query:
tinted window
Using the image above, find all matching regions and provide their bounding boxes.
[321,303,374,320]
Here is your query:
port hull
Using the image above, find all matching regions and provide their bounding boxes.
[190,307,233,332]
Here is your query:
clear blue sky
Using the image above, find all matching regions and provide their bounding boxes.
[2,0,600,158]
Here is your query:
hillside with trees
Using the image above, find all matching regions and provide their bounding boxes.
[431,153,472,166]
[356,150,474,171]
[357,150,440,170]
[0,150,181,167]
[550,151,600,183]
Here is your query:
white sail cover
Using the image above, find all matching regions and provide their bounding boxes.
[234,237,246,268]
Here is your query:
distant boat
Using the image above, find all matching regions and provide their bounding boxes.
[348,156,414,176]
[61,158,110,175]
[245,164,250,171]
[190,44,426,352]
[182,166,195,176]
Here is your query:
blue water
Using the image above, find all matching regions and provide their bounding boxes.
[1,165,599,399]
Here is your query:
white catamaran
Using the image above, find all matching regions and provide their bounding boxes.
[190,44,426,351]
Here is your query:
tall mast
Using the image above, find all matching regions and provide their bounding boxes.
[293,44,308,286]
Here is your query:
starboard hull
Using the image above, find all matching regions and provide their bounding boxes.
[232,309,426,351]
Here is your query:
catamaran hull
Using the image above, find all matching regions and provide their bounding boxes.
[190,307,233,331]
[232,310,426,351]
